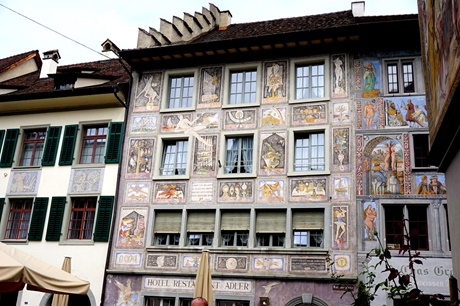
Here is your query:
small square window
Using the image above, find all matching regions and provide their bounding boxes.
[80,125,108,164]
[20,129,47,166]
[229,70,257,104]
[168,75,194,108]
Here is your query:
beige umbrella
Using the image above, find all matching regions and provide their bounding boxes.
[194,250,213,306]
[0,242,89,294]
[51,257,72,306]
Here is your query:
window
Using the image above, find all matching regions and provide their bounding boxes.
[383,58,424,95]
[4,199,32,239]
[292,210,324,248]
[229,70,257,104]
[256,211,286,247]
[80,125,108,164]
[67,197,97,240]
[221,211,250,247]
[19,129,46,166]
[161,139,188,175]
[154,211,181,246]
[384,205,429,250]
[412,134,430,168]
[217,301,250,306]
[294,132,325,171]
[224,136,253,174]
[187,211,215,246]
[145,297,175,306]
[168,75,194,109]
[295,63,325,99]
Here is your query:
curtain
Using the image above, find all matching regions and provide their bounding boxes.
[225,138,239,173]
[241,137,253,173]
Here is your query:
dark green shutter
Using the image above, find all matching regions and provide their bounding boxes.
[28,197,49,241]
[105,122,124,164]
[42,126,62,166]
[0,130,5,156]
[59,125,78,166]
[93,196,114,242]
[0,198,5,226]
[45,197,66,241]
[0,129,19,168]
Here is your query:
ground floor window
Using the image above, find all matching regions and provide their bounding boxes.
[217,301,250,306]
[145,297,175,306]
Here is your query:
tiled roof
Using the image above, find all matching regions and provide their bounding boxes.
[0,50,40,74]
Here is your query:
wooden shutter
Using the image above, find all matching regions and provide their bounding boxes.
[0,129,19,167]
[221,211,250,231]
[154,211,182,233]
[187,211,215,232]
[293,210,324,230]
[58,125,78,166]
[93,196,114,242]
[105,122,124,164]
[45,197,66,241]
[256,211,286,233]
[28,197,49,241]
[42,126,62,166]
[0,130,5,155]
[0,198,5,226]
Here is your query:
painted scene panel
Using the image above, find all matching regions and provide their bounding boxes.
[224,109,257,130]
[361,60,380,98]
[131,115,157,133]
[363,201,377,241]
[126,139,154,179]
[259,132,286,176]
[263,60,288,103]
[385,96,428,128]
[414,173,446,195]
[258,179,285,203]
[153,182,186,204]
[332,101,350,123]
[332,54,347,98]
[116,207,147,248]
[332,206,348,249]
[193,135,217,176]
[291,103,327,126]
[261,106,287,127]
[290,178,327,202]
[134,72,162,112]
[199,66,222,108]
[218,180,254,203]
[125,182,151,204]
[333,127,350,172]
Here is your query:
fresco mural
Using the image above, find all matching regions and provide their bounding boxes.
[193,135,217,176]
[125,182,151,204]
[332,176,350,201]
[291,103,327,125]
[218,180,253,203]
[195,112,219,130]
[126,139,154,179]
[289,178,327,202]
[224,109,257,130]
[258,179,285,203]
[117,207,147,248]
[253,257,284,271]
[364,137,404,195]
[354,59,362,91]
[131,115,157,133]
[363,201,377,241]
[362,99,378,129]
[113,278,140,306]
[261,106,287,127]
[263,60,288,103]
[7,170,40,195]
[199,66,222,108]
[162,113,213,146]
[145,254,178,269]
[153,182,186,204]
[361,60,380,98]
[332,54,347,98]
[259,132,286,175]
[182,254,202,269]
[332,101,350,123]
[333,254,351,272]
[69,168,104,194]
[333,127,350,172]
[415,173,447,195]
[332,206,348,249]
[134,72,162,112]
[216,256,248,271]
[385,96,428,128]
[190,181,214,202]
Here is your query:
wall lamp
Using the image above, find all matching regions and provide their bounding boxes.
[260,297,269,306]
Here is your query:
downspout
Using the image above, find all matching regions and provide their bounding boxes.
[100,58,133,306]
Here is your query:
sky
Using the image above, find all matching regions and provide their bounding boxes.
[0,0,418,65]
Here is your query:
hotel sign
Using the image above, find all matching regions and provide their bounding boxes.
[144,277,253,294]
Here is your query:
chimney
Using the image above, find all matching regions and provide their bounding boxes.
[101,39,120,59]
[39,50,60,79]
[351,1,365,17]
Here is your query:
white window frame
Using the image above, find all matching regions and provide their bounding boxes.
[290,56,330,103]
[222,62,261,108]
[382,57,425,96]
[217,130,258,178]
[161,69,198,112]
[153,135,192,180]
[287,125,330,176]
[409,132,436,170]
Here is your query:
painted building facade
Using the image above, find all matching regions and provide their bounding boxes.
[104,3,451,306]
[0,47,128,305]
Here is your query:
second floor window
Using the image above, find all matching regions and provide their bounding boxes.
[20,129,46,166]
[161,139,188,176]
[5,199,32,240]
[225,136,253,174]
[67,197,97,240]
[295,63,325,99]
[385,59,417,94]
[80,125,108,164]
[229,70,257,104]
[294,132,325,171]
[168,75,194,108]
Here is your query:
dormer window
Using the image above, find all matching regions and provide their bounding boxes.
[57,84,74,90]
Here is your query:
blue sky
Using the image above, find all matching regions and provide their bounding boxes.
[0,0,418,65]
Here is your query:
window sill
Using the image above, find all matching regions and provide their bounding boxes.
[287,170,330,177]
[159,107,195,113]
[12,165,42,170]
[217,173,257,179]
[72,163,106,169]
[222,102,260,109]
[382,92,424,97]
[59,240,95,246]
[289,97,330,104]
[152,174,190,180]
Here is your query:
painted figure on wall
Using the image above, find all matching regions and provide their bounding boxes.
[200,67,222,107]
[259,180,284,203]
[386,97,428,128]
[219,181,253,203]
[193,135,217,176]
[292,104,327,125]
[114,279,139,306]
[332,102,350,122]
[363,202,377,241]
[429,175,447,194]
[333,128,350,171]
[263,61,287,103]
[126,139,153,179]
[261,107,286,126]
[363,100,377,129]
[154,183,186,203]
[131,116,157,133]
[117,210,146,248]
[333,207,347,248]
[135,73,162,112]
[290,178,327,202]
[362,61,380,98]
[333,177,350,201]
[332,54,347,97]
[260,132,285,175]
[416,175,431,194]
[225,109,256,130]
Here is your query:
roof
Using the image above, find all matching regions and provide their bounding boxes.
[0,50,41,74]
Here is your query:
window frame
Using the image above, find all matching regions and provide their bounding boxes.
[4,198,33,240]
[382,57,425,95]
[66,197,97,240]
[223,62,261,108]
[288,125,330,176]
[153,135,192,180]
[218,130,258,178]
[410,132,435,170]
[79,124,109,164]
[161,69,198,112]
[19,128,47,167]
[290,56,330,103]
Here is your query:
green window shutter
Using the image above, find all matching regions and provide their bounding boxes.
[105,122,124,164]
[93,196,114,242]
[42,126,62,166]
[0,129,19,168]
[45,197,66,241]
[0,130,5,155]
[0,198,5,226]
[59,125,78,166]
[28,197,49,241]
